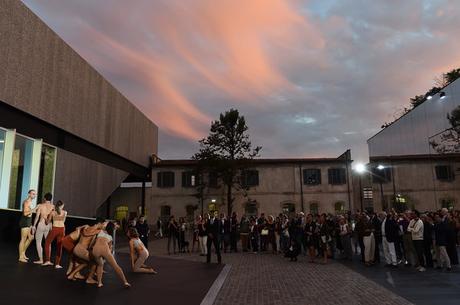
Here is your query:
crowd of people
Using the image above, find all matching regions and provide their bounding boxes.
[18,187,460,287]
[162,208,460,270]
[18,189,157,288]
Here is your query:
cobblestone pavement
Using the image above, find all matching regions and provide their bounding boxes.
[121,238,414,305]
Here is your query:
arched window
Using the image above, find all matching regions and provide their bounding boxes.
[185,204,197,222]
[245,201,258,217]
[334,201,345,214]
[309,202,319,215]
[160,205,171,222]
[281,202,296,218]
[440,198,455,210]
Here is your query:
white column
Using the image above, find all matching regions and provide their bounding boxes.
[0,129,16,209]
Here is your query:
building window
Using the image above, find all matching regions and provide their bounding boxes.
[182,171,197,188]
[245,201,258,217]
[37,144,56,203]
[157,171,175,188]
[303,169,321,185]
[185,204,197,222]
[160,205,171,219]
[328,168,346,185]
[242,170,259,187]
[435,165,455,181]
[309,202,319,215]
[282,202,296,217]
[363,187,373,200]
[208,171,218,188]
[372,166,392,184]
[440,198,455,210]
[8,135,35,209]
[334,201,345,213]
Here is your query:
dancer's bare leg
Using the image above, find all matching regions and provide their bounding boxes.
[103,251,130,287]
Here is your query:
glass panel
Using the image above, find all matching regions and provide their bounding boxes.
[8,135,34,209]
[38,145,56,202]
[0,129,5,188]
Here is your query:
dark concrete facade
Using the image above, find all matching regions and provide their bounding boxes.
[0,0,158,216]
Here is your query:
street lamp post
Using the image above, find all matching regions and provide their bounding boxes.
[377,165,386,210]
[354,163,366,212]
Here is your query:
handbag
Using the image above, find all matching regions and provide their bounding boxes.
[261,229,269,236]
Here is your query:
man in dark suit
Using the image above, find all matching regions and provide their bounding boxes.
[206,211,222,264]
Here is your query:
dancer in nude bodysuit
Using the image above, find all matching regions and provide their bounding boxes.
[18,190,37,262]
[32,193,54,264]
[128,228,157,274]
[89,222,130,288]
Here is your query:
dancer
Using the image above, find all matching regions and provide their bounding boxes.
[67,218,106,280]
[32,193,54,264]
[43,200,67,268]
[18,190,37,263]
[90,222,130,288]
[128,228,157,273]
[62,224,88,276]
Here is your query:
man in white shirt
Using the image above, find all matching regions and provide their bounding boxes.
[407,210,425,272]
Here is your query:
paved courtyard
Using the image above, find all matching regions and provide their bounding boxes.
[132,238,415,305]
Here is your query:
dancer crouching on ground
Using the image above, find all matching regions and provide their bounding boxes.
[43,200,67,268]
[18,189,37,263]
[90,222,130,288]
[128,228,157,274]
[67,218,106,280]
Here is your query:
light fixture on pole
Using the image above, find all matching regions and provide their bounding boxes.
[354,163,366,212]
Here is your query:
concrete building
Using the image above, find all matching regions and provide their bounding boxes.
[110,153,355,221]
[367,77,460,212]
[0,0,157,219]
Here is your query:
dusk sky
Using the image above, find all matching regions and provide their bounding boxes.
[23,0,460,163]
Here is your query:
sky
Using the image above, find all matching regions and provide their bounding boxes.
[23,0,460,163]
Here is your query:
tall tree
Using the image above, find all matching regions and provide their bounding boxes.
[430,106,460,154]
[193,109,261,216]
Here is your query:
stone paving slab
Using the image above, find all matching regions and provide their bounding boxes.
[133,238,413,305]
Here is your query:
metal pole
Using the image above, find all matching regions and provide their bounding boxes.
[345,151,352,212]
[299,164,304,212]
[200,173,204,217]
[380,181,385,211]
[141,180,146,215]
[391,160,396,210]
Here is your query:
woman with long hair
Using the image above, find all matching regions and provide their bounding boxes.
[266,215,277,254]
[167,215,178,254]
[129,228,157,273]
[43,200,67,268]
[90,222,130,288]
[317,214,330,264]
[305,214,318,263]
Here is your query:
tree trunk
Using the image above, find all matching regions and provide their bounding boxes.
[226,183,232,216]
